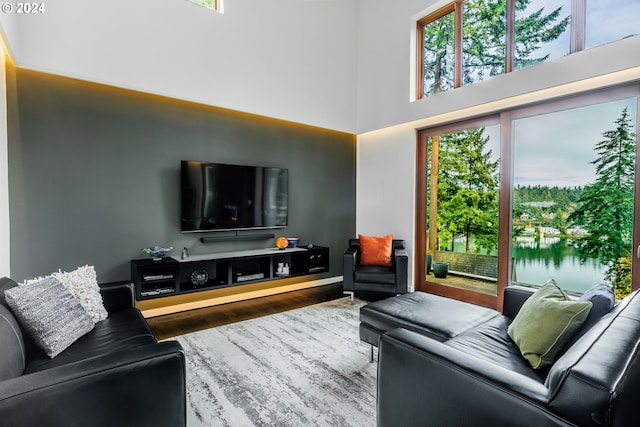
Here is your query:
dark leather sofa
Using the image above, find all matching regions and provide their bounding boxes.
[369,286,640,426]
[0,279,186,427]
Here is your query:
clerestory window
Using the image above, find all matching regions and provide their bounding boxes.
[188,0,223,13]
[416,0,640,99]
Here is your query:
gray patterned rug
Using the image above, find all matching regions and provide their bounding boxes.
[176,297,377,426]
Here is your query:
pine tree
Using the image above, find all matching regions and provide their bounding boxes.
[568,108,636,290]
[422,0,569,95]
[437,128,499,253]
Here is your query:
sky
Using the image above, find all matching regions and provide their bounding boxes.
[476,98,637,188]
[518,0,640,60]
[512,98,637,187]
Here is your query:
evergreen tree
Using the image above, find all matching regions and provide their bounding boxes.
[423,0,569,95]
[437,128,499,253]
[568,108,636,287]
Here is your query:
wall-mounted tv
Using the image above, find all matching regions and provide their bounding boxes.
[181,160,288,232]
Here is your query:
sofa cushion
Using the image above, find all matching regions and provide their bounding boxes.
[580,284,615,328]
[508,280,592,369]
[446,316,547,383]
[562,284,617,351]
[5,276,95,358]
[0,304,25,380]
[358,234,393,266]
[24,308,157,373]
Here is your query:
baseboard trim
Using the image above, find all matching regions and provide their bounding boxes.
[140,276,343,318]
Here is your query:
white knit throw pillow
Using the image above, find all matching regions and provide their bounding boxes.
[52,265,108,323]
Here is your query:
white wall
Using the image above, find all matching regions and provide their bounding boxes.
[0,1,359,279]
[0,50,9,276]
[355,0,640,289]
[0,0,357,133]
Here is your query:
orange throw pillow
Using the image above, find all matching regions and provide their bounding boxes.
[359,234,393,267]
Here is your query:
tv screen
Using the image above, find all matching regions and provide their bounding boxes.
[181,160,288,232]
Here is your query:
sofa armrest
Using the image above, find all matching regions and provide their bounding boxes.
[99,281,135,313]
[503,285,536,319]
[377,328,570,427]
[343,246,359,291]
[393,248,408,293]
[0,341,185,427]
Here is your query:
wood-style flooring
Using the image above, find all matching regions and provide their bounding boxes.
[147,282,345,340]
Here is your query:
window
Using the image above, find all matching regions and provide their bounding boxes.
[584,0,640,49]
[417,0,638,99]
[513,0,570,69]
[512,98,637,298]
[188,0,223,13]
[461,0,507,85]
[416,85,640,308]
[420,7,456,96]
[425,122,501,302]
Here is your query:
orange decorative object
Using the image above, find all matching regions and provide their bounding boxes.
[358,234,393,266]
[276,237,289,249]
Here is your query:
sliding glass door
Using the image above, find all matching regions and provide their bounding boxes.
[418,116,503,307]
[416,84,640,309]
[512,96,637,298]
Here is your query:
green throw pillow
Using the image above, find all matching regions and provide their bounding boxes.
[507,280,592,369]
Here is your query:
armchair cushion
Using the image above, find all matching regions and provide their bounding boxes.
[507,280,592,369]
[354,265,397,285]
[358,234,393,266]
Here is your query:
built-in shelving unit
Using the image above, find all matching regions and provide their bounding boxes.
[131,246,329,302]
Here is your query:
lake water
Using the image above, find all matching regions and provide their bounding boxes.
[512,236,607,293]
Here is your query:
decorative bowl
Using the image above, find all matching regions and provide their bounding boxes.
[287,238,300,248]
[141,245,173,261]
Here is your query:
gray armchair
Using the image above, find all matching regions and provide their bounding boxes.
[343,238,408,299]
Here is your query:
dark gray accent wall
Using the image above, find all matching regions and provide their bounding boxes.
[8,69,356,283]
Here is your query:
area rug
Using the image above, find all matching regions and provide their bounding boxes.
[175,297,377,426]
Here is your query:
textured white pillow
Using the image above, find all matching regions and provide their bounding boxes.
[53,265,108,323]
[5,276,95,358]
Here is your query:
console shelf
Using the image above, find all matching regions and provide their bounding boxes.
[131,246,329,301]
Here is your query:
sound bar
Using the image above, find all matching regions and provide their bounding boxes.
[200,233,275,243]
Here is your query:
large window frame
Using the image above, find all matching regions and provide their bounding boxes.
[415,83,640,310]
[416,0,624,100]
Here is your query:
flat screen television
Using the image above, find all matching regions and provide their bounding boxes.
[180,160,289,232]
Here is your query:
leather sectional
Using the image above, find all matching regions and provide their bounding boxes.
[362,286,640,426]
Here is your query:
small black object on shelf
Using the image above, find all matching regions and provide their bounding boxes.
[200,232,275,243]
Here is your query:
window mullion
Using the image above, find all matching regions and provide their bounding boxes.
[571,0,586,53]
[497,111,513,311]
[416,22,425,100]
[505,0,515,73]
[454,1,464,88]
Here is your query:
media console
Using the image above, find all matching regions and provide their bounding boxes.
[131,245,329,301]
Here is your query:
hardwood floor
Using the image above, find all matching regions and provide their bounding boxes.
[147,282,345,340]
